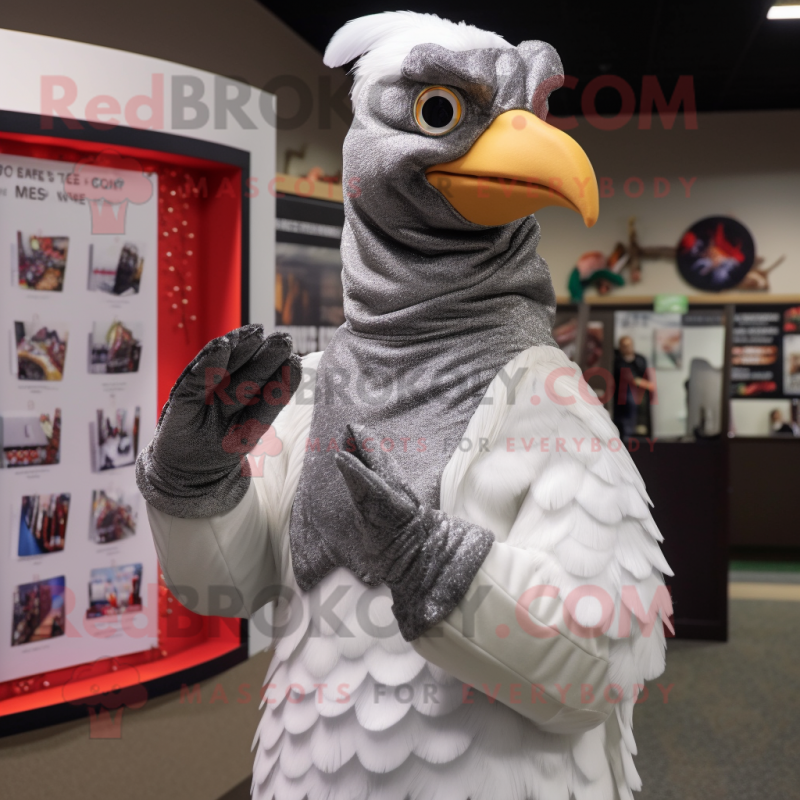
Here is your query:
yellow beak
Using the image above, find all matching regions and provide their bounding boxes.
[426,110,599,228]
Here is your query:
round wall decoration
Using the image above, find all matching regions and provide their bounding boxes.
[676,216,755,291]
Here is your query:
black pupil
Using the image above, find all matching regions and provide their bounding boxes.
[421,96,454,129]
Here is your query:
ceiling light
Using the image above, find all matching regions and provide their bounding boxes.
[768,2,800,18]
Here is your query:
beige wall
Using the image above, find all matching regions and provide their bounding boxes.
[537,110,800,300]
[0,0,351,177]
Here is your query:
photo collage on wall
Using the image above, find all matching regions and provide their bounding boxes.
[0,152,159,683]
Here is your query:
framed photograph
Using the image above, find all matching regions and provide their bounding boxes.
[0,408,62,468]
[91,407,140,472]
[553,315,604,368]
[784,335,800,396]
[88,240,144,295]
[90,489,138,544]
[86,564,143,618]
[654,327,683,370]
[14,321,69,381]
[89,321,142,374]
[17,232,69,292]
[11,577,66,647]
[18,494,70,556]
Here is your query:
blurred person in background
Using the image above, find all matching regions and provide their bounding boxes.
[614,335,655,440]
[770,408,799,436]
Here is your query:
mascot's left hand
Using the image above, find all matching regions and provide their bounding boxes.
[334,425,494,641]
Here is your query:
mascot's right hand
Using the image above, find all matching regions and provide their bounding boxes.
[135,324,301,518]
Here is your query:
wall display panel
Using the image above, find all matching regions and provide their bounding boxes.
[0,152,159,683]
[730,304,800,399]
[728,304,800,438]
[0,25,280,733]
[561,302,730,639]
[0,116,250,735]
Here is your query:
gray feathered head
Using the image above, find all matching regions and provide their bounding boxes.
[324,11,598,237]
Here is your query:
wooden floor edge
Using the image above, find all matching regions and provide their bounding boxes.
[729,582,800,602]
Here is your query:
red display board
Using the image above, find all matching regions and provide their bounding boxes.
[0,113,250,735]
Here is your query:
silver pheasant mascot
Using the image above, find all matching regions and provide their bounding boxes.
[137,11,673,800]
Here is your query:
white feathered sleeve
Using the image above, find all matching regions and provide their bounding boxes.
[414,345,672,756]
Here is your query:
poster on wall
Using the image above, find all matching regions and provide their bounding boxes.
[0,153,159,683]
[274,242,344,356]
[653,327,683,370]
[731,305,800,398]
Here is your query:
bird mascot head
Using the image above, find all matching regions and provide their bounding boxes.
[290,12,600,591]
[325,10,598,230]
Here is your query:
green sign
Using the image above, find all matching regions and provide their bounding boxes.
[654,294,689,314]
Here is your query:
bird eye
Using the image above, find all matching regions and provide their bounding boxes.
[414,86,463,135]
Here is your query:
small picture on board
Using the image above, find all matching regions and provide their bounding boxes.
[653,328,683,370]
[18,493,71,556]
[91,407,140,471]
[90,489,138,544]
[784,335,800,396]
[15,321,69,381]
[11,576,66,646]
[784,306,800,334]
[17,232,69,292]
[89,321,143,374]
[1,408,62,468]
[88,242,144,295]
[87,564,143,618]
[732,345,778,368]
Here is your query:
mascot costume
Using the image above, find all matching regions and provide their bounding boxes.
[136,11,673,800]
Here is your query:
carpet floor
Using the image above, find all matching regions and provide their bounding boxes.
[635,596,800,799]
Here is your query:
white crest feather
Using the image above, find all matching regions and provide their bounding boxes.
[323,11,512,109]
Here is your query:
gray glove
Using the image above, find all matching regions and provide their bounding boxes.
[136,324,301,519]
[333,425,495,641]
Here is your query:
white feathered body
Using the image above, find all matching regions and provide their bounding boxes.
[251,345,671,800]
